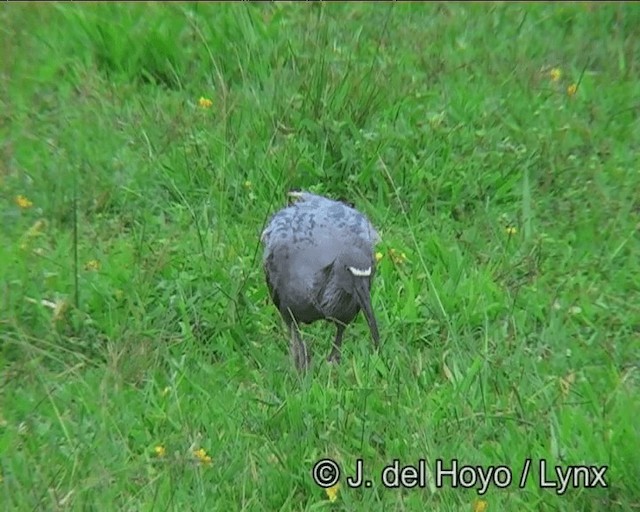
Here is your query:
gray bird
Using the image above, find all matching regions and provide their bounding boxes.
[261,191,381,371]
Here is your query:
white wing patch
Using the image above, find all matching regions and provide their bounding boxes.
[348,266,371,277]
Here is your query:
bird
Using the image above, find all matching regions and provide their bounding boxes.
[261,190,381,372]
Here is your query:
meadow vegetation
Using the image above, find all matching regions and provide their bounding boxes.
[1,3,639,510]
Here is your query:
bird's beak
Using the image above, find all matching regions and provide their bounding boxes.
[353,278,380,348]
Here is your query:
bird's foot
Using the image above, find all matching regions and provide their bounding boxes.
[291,341,311,373]
[327,351,341,364]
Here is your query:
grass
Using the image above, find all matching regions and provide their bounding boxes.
[1,2,639,510]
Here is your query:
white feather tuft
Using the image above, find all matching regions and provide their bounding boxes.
[348,266,371,277]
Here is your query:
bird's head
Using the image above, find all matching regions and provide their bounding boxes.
[333,251,380,348]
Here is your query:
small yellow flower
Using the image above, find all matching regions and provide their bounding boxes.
[84,259,100,271]
[194,448,212,465]
[505,226,517,236]
[198,97,213,109]
[375,251,383,263]
[15,195,33,209]
[472,499,488,512]
[549,68,562,82]
[243,180,252,189]
[154,445,166,458]
[325,483,340,503]
[389,248,407,264]
[567,84,578,97]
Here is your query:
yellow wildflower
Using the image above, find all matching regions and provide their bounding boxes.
[472,499,488,512]
[243,180,252,189]
[389,248,407,264]
[375,251,383,263]
[15,195,33,209]
[505,226,517,236]
[567,84,578,97]
[84,259,100,271]
[549,68,562,82]
[154,445,166,458]
[194,448,212,465]
[198,97,213,109]
[325,483,340,503]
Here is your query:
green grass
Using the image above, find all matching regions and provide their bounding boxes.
[1,2,639,510]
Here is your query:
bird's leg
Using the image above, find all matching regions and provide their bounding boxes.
[290,324,310,372]
[327,323,346,364]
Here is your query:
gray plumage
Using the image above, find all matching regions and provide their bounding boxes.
[261,191,381,371]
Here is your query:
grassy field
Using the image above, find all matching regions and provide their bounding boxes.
[1,2,639,510]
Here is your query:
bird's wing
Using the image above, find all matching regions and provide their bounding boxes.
[263,251,281,309]
[262,193,380,250]
[312,201,380,247]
